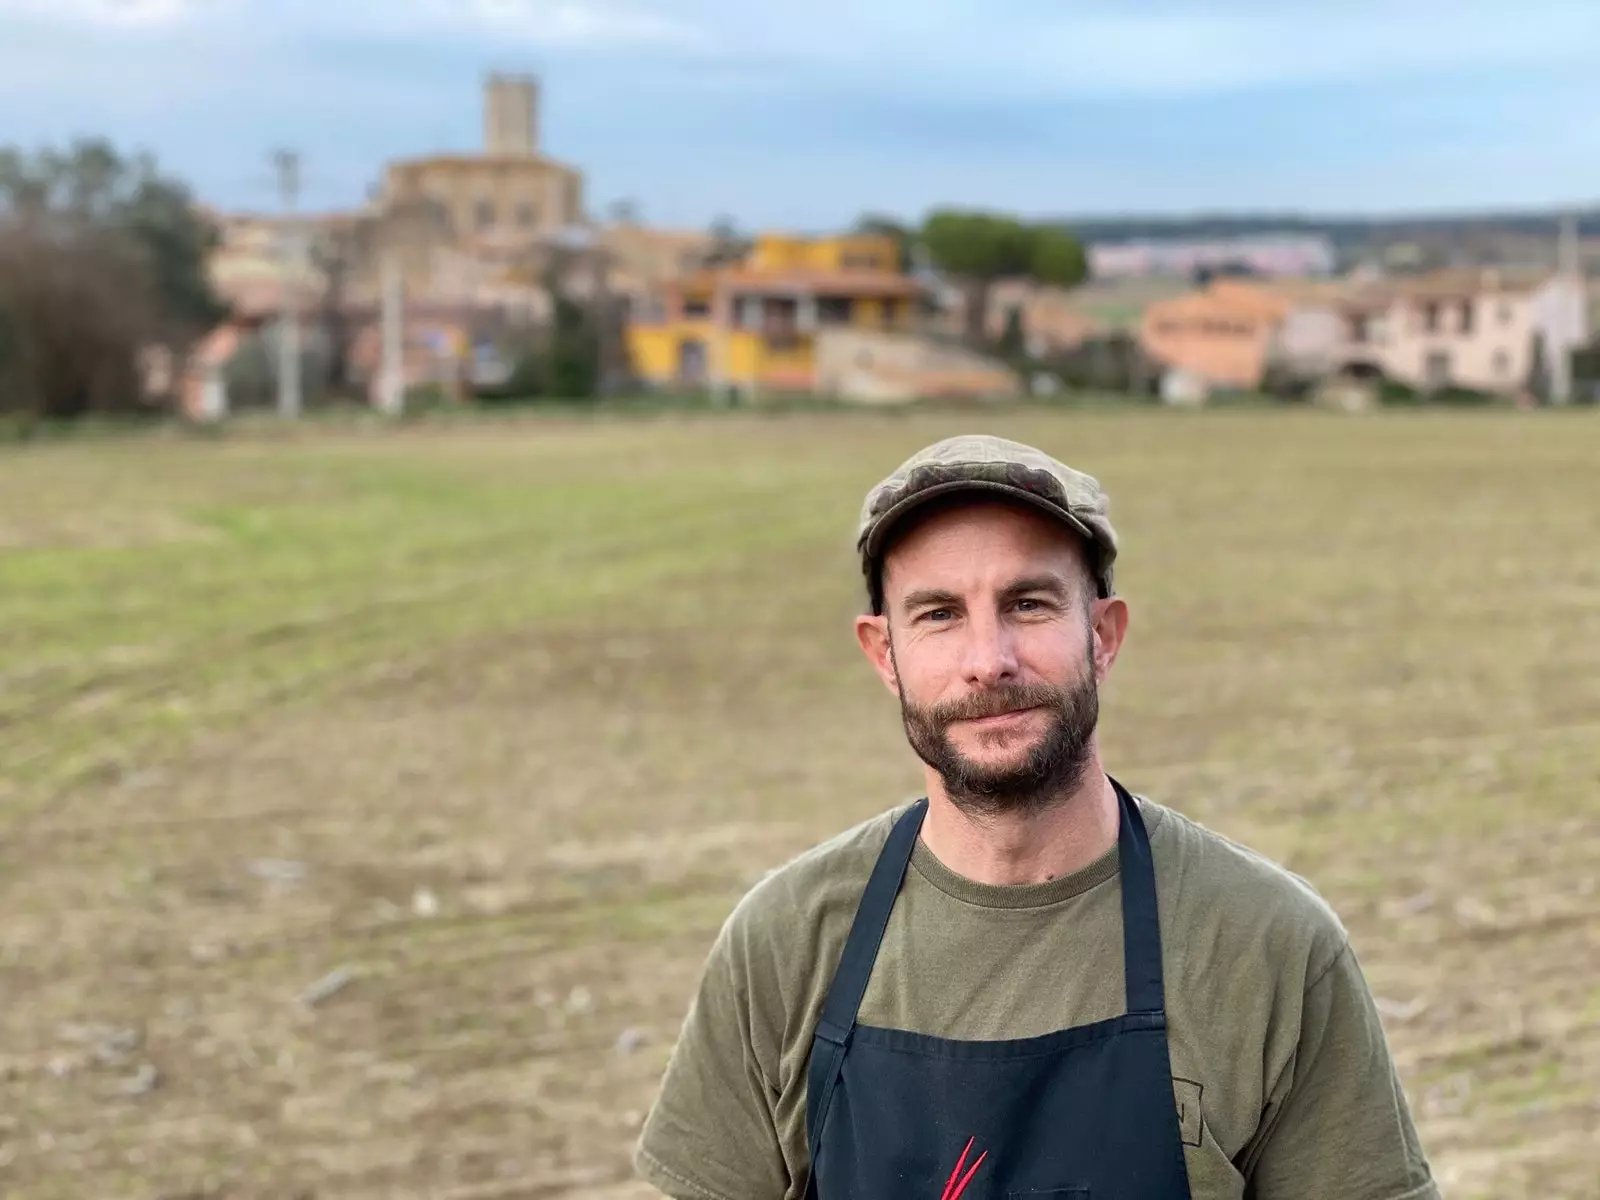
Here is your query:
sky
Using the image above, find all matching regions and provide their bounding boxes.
[1,0,1597,231]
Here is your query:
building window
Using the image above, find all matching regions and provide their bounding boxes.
[1498,301,1514,325]
[1459,300,1474,334]
[683,298,711,319]
[476,199,496,230]
[841,253,881,270]
[1421,301,1441,333]
[1492,348,1511,377]
[516,201,538,229]
[1424,350,1451,389]
[737,297,765,330]
[1347,315,1369,344]
[818,297,854,325]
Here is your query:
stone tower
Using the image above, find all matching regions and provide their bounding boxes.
[484,73,540,157]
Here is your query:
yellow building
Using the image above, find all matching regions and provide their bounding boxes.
[627,232,926,394]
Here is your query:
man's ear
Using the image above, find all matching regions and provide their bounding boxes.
[854,613,901,697]
[1090,596,1130,682]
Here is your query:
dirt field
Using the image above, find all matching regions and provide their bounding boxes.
[2,409,1597,1199]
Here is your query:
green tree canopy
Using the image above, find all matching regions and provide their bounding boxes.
[921,211,1034,280]
[920,209,1087,346]
[0,139,225,340]
[1030,226,1089,289]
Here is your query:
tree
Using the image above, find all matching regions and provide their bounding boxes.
[1526,332,1550,404]
[0,221,157,420]
[921,210,1088,347]
[121,161,228,341]
[701,215,751,269]
[1572,338,1600,404]
[998,304,1027,361]
[1030,227,1089,291]
[0,139,224,419]
[548,292,600,398]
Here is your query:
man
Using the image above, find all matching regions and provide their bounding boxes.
[636,435,1438,1200]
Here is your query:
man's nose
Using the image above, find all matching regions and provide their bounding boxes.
[962,608,1019,688]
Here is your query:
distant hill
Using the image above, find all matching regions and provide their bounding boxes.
[1050,206,1600,272]
[1055,207,1600,247]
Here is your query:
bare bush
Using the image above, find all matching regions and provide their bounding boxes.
[0,220,161,419]
[0,140,224,422]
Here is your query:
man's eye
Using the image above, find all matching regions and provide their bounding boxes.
[925,608,954,622]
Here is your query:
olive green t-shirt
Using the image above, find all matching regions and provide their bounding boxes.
[636,798,1439,1200]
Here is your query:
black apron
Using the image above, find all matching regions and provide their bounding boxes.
[804,778,1194,1199]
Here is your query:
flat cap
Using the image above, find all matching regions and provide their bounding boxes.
[856,433,1118,599]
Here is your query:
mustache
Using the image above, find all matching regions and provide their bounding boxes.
[923,683,1065,725]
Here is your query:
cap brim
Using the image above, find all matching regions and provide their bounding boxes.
[863,480,1099,561]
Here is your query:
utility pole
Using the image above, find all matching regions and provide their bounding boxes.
[378,250,405,416]
[1552,212,1580,406]
[271,149,304,419]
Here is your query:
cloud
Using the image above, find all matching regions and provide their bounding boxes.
[0,0,204,25]
[0,0,706,47]
[4,0,1593,90]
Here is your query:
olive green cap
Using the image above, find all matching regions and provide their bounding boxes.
[857,433,1118,599]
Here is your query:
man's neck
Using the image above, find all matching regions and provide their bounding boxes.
[919,764,1120,887]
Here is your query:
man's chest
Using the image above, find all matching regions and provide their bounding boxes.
[839,889,1271,1191]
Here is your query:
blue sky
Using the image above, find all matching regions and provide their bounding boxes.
[1,0,1597,230]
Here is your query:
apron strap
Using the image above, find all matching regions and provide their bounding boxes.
[805,798,928,1183]
[1110,777,1167,1017]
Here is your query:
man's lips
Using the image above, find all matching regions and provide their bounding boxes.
[956,706,1041,728]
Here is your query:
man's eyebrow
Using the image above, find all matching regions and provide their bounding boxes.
[900,588,962,611]
[1000,574,1074,599]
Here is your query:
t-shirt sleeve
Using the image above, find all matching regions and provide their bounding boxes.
[1242,943,1440,1200]
[634,906,791,1200]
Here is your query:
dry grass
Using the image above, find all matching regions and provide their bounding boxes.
[1,409,1597,1199]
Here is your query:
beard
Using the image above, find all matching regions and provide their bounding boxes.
[896,647,1100,819]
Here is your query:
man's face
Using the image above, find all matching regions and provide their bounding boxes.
[857,499,1126,817]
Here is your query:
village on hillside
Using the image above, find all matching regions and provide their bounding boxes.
[194,74,1600,417]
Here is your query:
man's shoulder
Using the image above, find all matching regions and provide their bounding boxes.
[1144,799,1350,978]
[724,802,912,949]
